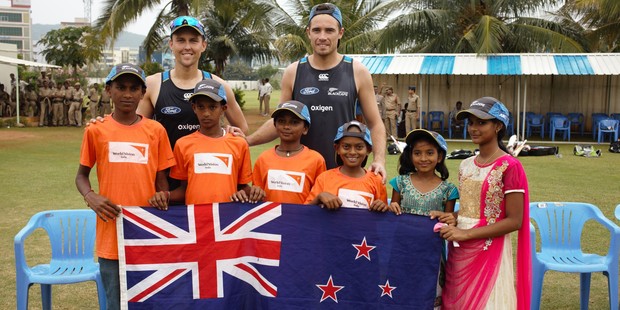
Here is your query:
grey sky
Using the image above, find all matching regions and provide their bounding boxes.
[1,0,163,35]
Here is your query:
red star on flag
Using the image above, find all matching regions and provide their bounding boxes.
[352,236,376,260]
[379,279,397,298]
[316,275,345,303]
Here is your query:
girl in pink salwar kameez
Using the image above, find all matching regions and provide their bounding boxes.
[438,97,531,310]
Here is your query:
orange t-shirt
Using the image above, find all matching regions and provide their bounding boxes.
[252,146,326,204]
[305,168,388,209]
[79,115,175,259]
[170,131,252,204]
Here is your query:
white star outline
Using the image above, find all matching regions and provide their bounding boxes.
[352,236,376,261]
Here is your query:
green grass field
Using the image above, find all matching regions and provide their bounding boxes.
[1,90,619,309]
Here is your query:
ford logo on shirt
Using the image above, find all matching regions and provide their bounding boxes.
[161,106,182,115]
[300,87,319,95]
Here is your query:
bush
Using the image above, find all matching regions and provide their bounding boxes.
[232,87,246,110]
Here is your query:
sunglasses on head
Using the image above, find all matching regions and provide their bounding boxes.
[169,16,205,35]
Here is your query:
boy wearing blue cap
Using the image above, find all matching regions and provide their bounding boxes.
[253,100,326,204]
[75,63,176,310]
[305,121,387,210]
[149,79,263,208]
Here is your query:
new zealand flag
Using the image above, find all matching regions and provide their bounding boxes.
[117,202,443,309]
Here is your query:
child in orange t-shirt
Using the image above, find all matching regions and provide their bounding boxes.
[149,79,264,208]
[252,100,326,204]
[305,121,388,211]
[75,63,176,309]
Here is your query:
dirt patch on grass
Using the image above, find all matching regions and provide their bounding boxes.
[0,130,36,141]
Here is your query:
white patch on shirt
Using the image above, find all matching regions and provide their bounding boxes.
[267,170,305,193]
[194,153,232,175]
[108,142,149,164]
[338,188,374,209]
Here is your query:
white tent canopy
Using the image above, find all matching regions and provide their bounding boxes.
[0,55,60,125]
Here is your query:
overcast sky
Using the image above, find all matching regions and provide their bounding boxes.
[1,0,163,35]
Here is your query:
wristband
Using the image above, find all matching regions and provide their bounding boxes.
[84,189,94,199]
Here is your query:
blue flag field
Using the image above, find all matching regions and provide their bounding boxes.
[117,202,443,309]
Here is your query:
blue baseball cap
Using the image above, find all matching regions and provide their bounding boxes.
[105,63,146,87]
[308,3,343,27]
[271,100,311,125]
[170,16,205,37]
[405,129,448,153]
[189,79,227,104]
[457,97,510,128]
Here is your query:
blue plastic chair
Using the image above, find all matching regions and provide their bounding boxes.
[526,114,545,138]
[545,112,563,136]
[612,113,620,122]
[427,111,445,132]
[567,112,585,136]
[550,116,570,141]
[530,202,620,310]
[14,210,106,310]
[597,119,619,144]
[592,113,609,140]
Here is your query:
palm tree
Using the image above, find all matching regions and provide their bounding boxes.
[94,0,208,58]
[271,0,401,63]
[558,0,620,52]
[380,0,586,53]
[201,0,276,77]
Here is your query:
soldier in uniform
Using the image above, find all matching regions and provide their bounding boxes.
[381,85,401,138]
[88,83,100,119]
[63,81,74,126]
[51,82,65,126]
[0,84,10,117]
[38,80,52,126]
[68,82,85,126]
[405,85,420,132]
[99,86,112,116]
[25,84,38,117]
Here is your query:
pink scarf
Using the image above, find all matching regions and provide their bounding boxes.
[443,155,531,310]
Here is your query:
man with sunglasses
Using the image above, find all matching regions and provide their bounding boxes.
[137,16,249,150]
[246,3,386,180]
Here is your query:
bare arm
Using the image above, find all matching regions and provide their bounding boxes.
[212,74,249,134]
[354,61,387,181]
[440,192,524,241]
[76,164,121,221]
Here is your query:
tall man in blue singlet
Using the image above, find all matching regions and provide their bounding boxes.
[246,3,386,178]
[137,16,248,148]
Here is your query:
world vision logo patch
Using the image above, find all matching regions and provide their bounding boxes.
[337,188,374,209]
[108,142,149,164]
[193,153,233,175]
[267,170,305,193]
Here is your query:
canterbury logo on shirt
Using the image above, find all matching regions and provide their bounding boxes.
[194,153,232,175]
[338,188,374,209]
[267,170,305,193]
[108,142,149,164]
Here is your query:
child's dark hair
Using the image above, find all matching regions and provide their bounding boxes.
[397,136,449,180]
[493,119,509,153]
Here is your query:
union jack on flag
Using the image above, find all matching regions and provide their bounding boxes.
[117,202,442,309]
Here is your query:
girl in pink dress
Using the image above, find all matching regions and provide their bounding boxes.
[438,97,531,310]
